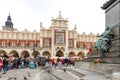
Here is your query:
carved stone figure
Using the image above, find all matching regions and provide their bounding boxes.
[94,27,114,57]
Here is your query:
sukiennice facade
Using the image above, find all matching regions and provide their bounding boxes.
[0,11,99,59]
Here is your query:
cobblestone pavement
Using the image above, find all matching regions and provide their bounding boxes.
[34,67,79,80]
[52,68,79,80]
[0,68,40,80]
[70,66,112,80]
[34,68,55,80]
[0,66,112,80]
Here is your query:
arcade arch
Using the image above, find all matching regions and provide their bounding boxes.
[9,50,19,58]
[56,50,64,57]
[68,51,75,57]
[0,50,7,56]
[77,51,84,58]
[21,50,30,59]
[42,51,51,57]
[32,51,40,58]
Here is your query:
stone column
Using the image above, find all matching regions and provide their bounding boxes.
[51,29,55,57]
[65,30,68,57]
[74,32,77,48]
[40,37,42,48]
[40,31,43,48]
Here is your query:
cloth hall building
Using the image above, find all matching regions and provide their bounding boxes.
[0,12,99,59]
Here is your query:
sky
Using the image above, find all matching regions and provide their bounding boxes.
[0,0,107,34]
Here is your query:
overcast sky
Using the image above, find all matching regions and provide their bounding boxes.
[0,0,107,34]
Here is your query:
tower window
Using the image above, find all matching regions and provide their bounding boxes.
[44,39,49,47]
[56,33,64,44]
[2,41,5,46]
[30,42,33,47]
[80,43,83,48]
[69,40,73,47]
[12,42,15,46]
[21,42,24,47]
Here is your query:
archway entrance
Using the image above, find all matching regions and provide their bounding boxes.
[42,51,51,57]
[32,51,40,58]
[0,50,7,56]
[68,52,75,57]
[21,50,30,59]
[78,51,84,58]
[56,51,64,57]
[10,50,19,58]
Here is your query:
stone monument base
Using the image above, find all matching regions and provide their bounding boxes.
[75,62,120,79]
[86,49,120,64]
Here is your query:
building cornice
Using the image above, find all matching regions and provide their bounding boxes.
[101,0,117,10]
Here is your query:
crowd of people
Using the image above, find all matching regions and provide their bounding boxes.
[0,54,75,74]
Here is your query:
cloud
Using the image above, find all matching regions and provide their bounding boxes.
[0,0,106,34]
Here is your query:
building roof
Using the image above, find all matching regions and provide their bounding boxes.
[101,0,117,10]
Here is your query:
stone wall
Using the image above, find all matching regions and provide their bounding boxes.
[107,24,120,64]
[105,0,120,28]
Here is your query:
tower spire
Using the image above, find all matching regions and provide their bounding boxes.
[7,13,12,21]
[40,22,42,27]
[9,12,10,16]
[74,24,77,29]
[59,11,62,18]
[3,13,14,30]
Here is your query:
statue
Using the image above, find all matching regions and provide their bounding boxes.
[94,27,114,57]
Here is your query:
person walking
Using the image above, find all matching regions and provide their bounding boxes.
[0,57,3,72]
[2,57,8,73]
